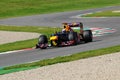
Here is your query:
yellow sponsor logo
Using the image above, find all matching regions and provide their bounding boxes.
[50,36,58,40]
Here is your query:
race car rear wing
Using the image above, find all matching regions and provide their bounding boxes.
[62,22,83,27]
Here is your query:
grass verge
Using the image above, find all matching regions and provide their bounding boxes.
[0,45,120,75]
[0,38,37,52]
[0,0,120,19]
[0,25,61,52]
[82,10,120,17]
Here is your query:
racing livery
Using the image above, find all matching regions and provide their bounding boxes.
[36,22,93,49]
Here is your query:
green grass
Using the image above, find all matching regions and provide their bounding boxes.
[0,25,61,52]
[0,45,120,75]
[0,25,60,35]
[0,67,38,75]
[82,10,120,17]
[0,0,120,19]
[0,39,37,52]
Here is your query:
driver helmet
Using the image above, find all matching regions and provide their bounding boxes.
[65,25,70,31]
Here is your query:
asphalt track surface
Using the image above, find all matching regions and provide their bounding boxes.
[0,6,120,67]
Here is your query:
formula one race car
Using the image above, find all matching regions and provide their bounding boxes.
[36,22,93,49]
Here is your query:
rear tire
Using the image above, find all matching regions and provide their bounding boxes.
[83,30,93,43]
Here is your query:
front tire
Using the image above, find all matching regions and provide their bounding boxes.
[68,32,78,44]
[38,35,48,44]
[37,35,48,49]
